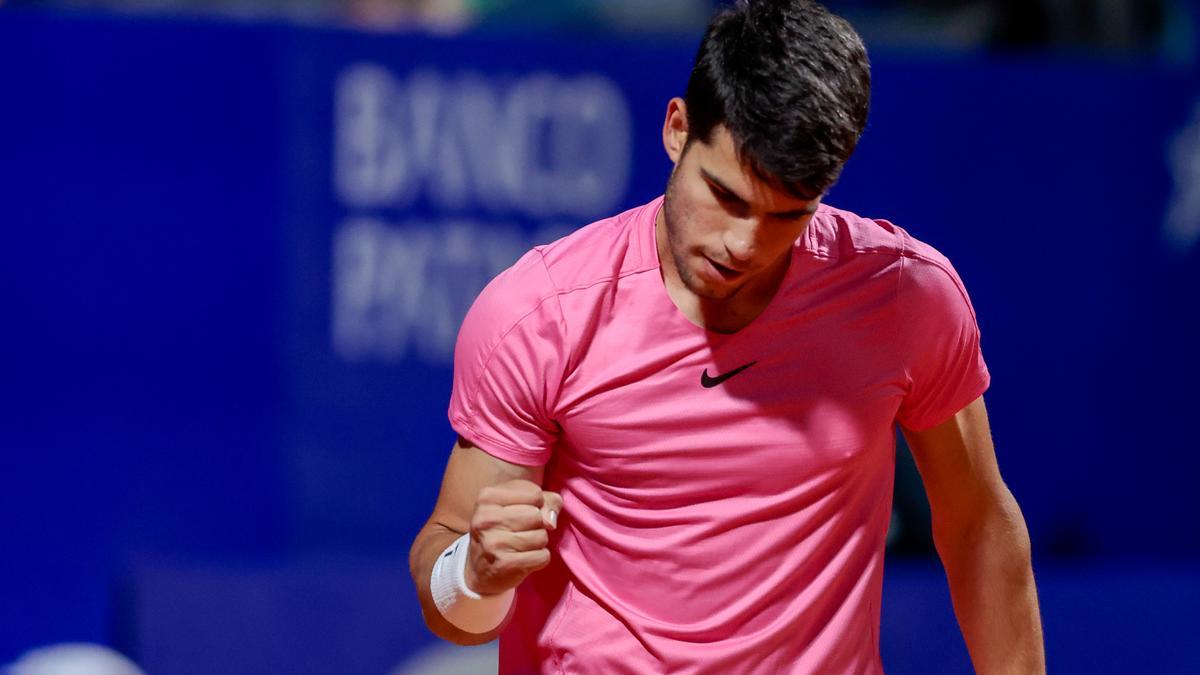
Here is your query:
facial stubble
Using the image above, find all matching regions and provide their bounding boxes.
[662,168,741,302]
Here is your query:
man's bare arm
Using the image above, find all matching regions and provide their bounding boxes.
[901,395,1046,674]
[408,435,548,645]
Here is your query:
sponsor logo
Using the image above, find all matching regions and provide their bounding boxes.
[700,361,757,388]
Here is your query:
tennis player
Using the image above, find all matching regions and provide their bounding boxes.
[410,1,1045,672]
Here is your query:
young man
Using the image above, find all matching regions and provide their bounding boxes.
[410,1,1045,672]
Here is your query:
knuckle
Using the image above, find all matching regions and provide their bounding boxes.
[470,510,496,534]
[489,505,521,529]
[474,529,499,557]
[512,481,543,504]
[491,505,525,531]
[515,503,541,522]
[493,553,524,578]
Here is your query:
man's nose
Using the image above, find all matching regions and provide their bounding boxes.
[723,218,761,265]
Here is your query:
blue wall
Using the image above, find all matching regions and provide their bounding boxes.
[1,9,1198,672]
[1,12,291,657]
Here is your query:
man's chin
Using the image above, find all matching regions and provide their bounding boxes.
[686,277,740,301]
[676,258,744,300]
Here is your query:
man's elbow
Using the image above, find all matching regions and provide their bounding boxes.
[932,487,1033,570]
[419,605,504,647]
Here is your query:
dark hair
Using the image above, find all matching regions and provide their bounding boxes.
[685,0,871,197]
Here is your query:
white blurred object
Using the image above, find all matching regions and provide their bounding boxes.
[389,641,498,675]
[5,644,144,675]
[346,0,476,33]
[1164,97,1200,255]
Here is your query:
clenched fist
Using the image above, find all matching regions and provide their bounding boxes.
[466,479,563,596]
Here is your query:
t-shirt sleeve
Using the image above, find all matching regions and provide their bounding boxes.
[448,249,568,466]
[894,249,991,432]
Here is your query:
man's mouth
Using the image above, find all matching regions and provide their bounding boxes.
[704,256,746,281]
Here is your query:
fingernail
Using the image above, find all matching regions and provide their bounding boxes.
[549,510,558,529]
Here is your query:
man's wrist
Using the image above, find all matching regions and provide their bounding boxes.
[430,533,514,634]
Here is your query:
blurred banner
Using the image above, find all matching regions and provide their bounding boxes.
[1,8,1198,674]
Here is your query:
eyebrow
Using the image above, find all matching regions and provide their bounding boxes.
[700,168,818,219]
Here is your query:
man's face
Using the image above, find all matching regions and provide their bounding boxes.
[661,120,821,302]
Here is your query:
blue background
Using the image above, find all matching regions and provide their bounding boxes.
[1,8,1198,673]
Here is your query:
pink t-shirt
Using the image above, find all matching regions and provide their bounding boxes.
[448,196,989,674]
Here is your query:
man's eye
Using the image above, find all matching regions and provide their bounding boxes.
[715,195,745,215]
[712,190,740,207]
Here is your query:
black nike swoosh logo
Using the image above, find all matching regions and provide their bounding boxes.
[701,361,757,388]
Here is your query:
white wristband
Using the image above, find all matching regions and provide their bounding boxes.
[430,533,515,634]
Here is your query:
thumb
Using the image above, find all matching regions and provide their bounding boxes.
[540,491,564,530]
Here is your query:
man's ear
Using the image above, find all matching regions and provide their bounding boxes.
[662,97,690,165]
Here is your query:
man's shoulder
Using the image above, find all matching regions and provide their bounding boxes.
[811,205,975,318]
[806,203,953,271]
[465,197,661,333]
[535,196,661,292]
[806,203,905,258]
